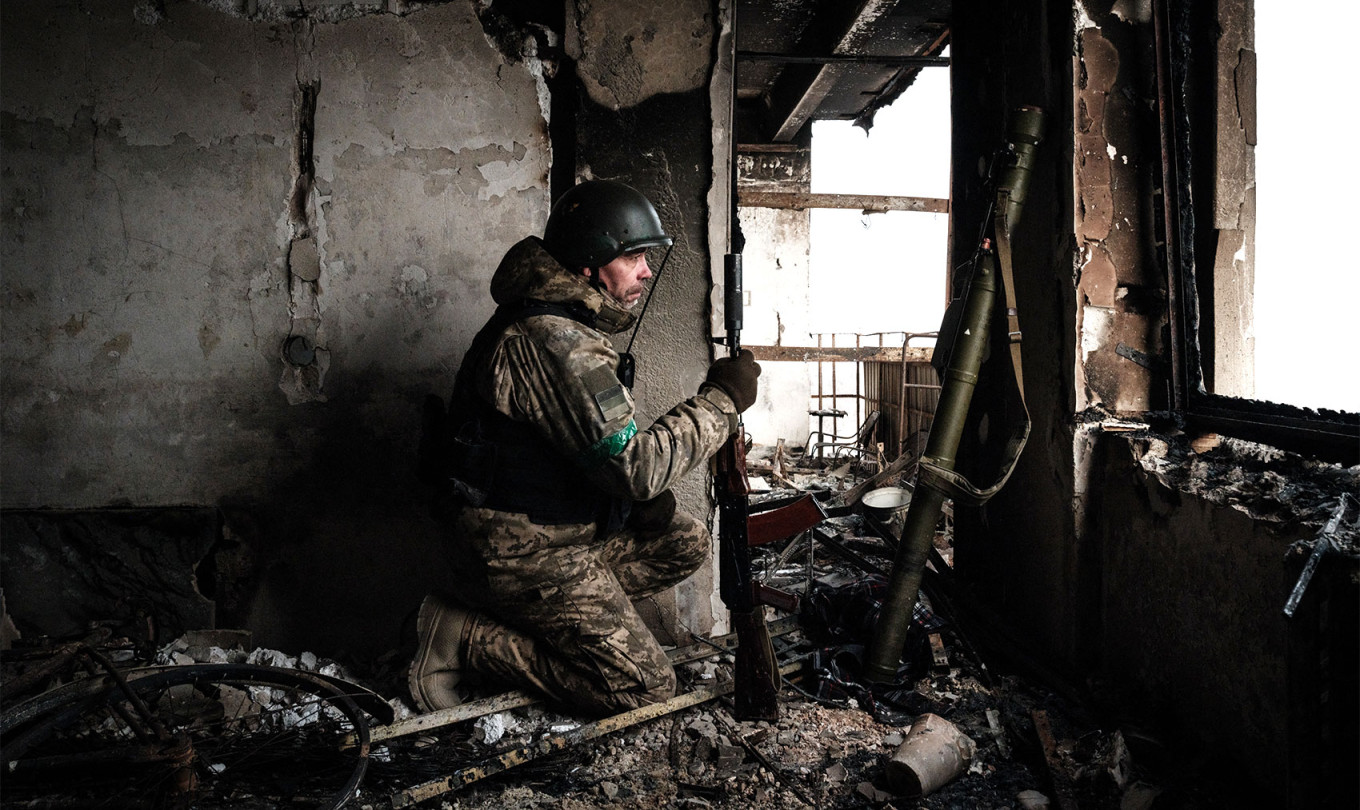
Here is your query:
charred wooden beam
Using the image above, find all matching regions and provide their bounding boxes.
[390,661,803,807]
[739,51,949,67]
[769,0,899,142]
[1031,709,1080,810]
[739,189,949,214]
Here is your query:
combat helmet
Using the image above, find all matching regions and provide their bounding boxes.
[543,180,673,269]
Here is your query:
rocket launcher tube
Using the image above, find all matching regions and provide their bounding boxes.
[863,106,1045,685]
[864,250,999,684]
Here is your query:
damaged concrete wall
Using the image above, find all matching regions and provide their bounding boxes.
[1207,0,1255,398]
[566,0,721,641]
[2,1,547,510]
[1097,433,1357,794]
[2,509,220,643]
[3,0,724,655]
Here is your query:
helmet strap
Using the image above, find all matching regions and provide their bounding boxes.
[621,243,673,361]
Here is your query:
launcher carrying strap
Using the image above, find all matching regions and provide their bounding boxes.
[917,191,1031,508]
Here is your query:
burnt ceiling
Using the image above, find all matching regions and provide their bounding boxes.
[736,0,951,144]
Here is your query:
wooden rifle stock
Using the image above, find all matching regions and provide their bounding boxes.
[715,426,780,721]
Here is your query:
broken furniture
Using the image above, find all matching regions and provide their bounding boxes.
[805,407,847,457]
[1,654,389,809]
[810,409,882,460]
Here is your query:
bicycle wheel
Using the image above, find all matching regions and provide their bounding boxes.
[1,664,372,809]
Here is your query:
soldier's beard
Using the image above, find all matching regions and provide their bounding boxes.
[619,283,646,308]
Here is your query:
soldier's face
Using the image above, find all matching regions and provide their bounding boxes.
[593,249,652,308]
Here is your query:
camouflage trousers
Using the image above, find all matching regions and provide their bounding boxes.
[441,502,710,716]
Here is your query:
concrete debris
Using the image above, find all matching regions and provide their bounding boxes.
[246,647,299,669]
[474,712,511,745]
[1119,780,1164,810]
[1077,729,1132,790]
[856,780,895,802]
[686,715,720,741]
[986,707,1011,758]
[714,742,746,771]
[0,445,1255,810]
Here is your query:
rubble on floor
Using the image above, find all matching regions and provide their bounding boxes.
[0,443,1250,809]
[342,444,1241,808]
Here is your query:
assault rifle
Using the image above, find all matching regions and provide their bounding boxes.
[714,22,825,718]
[714,255,826,720]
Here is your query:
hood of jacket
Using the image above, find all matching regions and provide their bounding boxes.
[489,237,637,334]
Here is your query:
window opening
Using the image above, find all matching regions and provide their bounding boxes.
[1252,4,1358,413]
[804,55,950,457]
[1161,0,1358,463]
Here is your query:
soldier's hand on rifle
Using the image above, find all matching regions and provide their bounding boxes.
[705,349,761,412]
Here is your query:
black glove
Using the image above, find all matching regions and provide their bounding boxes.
[628,489,677,533]
[704,349,761,412]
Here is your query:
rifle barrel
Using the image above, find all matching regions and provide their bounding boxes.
[724,253,743,355]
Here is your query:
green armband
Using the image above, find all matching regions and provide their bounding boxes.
[579,419,637,468]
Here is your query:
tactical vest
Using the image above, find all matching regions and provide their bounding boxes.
[425,300,630,529]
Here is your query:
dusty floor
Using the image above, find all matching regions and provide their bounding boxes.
[341,449,1250,810]
[352,613,1234,810]
[1,449,1262,809]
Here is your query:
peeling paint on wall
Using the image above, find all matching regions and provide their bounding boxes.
[1079,245,1118,307]
[1109,0,1152,24]
[569,0,714,110]
[1071,4,1157,414]
[1214,0,1253,230]
[1,0,548,507]
[1074,11,1117,409]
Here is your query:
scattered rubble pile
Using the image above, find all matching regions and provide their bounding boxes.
[0,444,1256,809]
[350,443,1246,809]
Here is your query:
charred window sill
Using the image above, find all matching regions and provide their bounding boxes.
[1185,393,1358,468]
[1111,428,1360,554]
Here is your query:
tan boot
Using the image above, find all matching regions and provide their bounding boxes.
[408,593,472,713]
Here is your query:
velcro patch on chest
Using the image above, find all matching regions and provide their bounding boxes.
[582,363,631,424]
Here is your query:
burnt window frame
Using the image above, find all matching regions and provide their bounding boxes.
[1157,0,1359,466]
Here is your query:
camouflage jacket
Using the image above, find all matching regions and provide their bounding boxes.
[457,237,737,520]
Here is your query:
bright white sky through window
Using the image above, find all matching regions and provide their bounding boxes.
[809,54,951,339]
[1254,9,1358,413]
